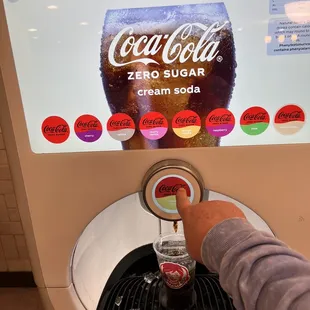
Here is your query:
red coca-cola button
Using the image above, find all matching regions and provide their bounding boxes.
[206,108,235,137]
[240,107,270,136]
[139,112,168,140]
[107,113,135,141]
[41,116,70,144]
[153,175,192,214]
[274,105,305,135]
[74,114,102,143]
[172,110,201,139]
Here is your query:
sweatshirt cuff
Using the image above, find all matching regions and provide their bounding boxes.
[201,218,256,272]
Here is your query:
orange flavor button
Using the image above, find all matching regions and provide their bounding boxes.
[172,110,201,139]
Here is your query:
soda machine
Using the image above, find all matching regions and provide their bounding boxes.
[1,0,310,309]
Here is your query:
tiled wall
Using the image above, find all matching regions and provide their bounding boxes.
[0,126,31,272]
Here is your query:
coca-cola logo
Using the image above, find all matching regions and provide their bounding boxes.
[110,119,132,128]
[243,112,267,121]
[240,107,270,135]
[175,116,197,125]
[158,184,186,194]
[209,113,232,122]
[74,115,103,142]
[142,117,164,126]
[43,124,68,133]
[160,262,190,289]
[277,111,302,120]
[76,120,99,129]
[107,113,135,141]
[274,105,305,134]
[205,108,235,138]
[41,116,70,144]
[108,22,228,67]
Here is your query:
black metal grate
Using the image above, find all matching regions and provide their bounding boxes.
[99,274,235,310]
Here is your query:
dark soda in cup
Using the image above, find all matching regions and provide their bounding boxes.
[153,234,196,309]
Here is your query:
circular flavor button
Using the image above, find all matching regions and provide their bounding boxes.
[139,112,168,140]
[153,175,194,214]
[41,116,70,144]
[274,105,305,135]
[240,107,270,136]
[107,113,135,141]
[172,110,201,139]
[141,160,204,221]
[74,114,102,143]
[206,108,235,137]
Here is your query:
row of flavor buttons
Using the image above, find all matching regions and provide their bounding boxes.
[41,105,306,144]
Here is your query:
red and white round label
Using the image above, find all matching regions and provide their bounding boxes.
[160,262,190,289]
[152,175,194,214]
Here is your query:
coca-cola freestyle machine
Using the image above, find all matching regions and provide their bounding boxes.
[1,0,310,309]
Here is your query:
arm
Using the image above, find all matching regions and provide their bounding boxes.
[202,218,310,310]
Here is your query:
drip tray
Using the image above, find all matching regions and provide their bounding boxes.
[98,274,235,310]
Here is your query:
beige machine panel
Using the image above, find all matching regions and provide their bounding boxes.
[1,0,310,299]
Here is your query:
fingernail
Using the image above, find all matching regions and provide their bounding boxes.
[178,188,186,193]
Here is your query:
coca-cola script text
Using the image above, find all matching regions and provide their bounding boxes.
[109,22,228,67]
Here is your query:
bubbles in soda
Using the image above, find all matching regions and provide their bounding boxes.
[160,240,187,257]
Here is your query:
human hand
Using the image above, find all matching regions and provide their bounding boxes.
[176,188,246,263]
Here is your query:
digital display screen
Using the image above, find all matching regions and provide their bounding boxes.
[3,0,310,153]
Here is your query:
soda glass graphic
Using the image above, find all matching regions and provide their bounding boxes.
[101,3,236,150]
[153,233,196,310]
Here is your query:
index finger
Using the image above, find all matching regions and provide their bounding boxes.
[176,188,191,218]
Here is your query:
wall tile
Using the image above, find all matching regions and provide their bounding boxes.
[0,165,11,180]
[0,134,4,150]
[7,259,31,272]
[1,235,19,259]
[0,204,9,222]
[7,209,20,222]
[0,195,5,206]
[0,197,9,271]
[0,125,31,272]
[0,260,7,271]
[0,222,23,235]
[0,239,5,260]
[0,181,14,194]
[4,193,17,209]
[15,235,28,259]
[0,194,9,221]
[0,150,7,165]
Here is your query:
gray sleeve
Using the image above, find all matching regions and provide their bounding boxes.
[201,218,310,310]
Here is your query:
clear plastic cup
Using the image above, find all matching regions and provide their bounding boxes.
[153,233,196,309]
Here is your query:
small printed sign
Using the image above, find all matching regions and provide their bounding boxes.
[267,18,310,56]
[269,0,306,15]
